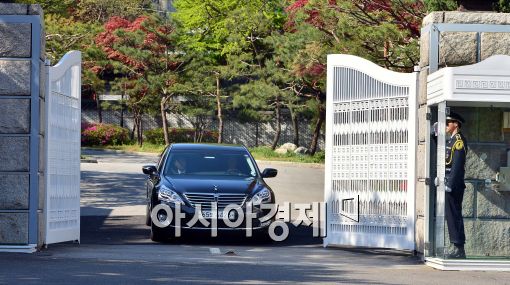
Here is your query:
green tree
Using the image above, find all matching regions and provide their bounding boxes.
[173,0,285,144]
[172,0,239,143]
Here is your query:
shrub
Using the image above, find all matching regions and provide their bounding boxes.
[81,123,130,146]
[144,128,219,145]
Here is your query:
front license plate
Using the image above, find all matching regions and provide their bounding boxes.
[201,210,236,220]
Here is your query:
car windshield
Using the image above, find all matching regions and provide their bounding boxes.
[164,150,258,177]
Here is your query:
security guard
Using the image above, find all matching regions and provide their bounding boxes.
[444,112,468,259]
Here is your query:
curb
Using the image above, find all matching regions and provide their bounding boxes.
[80,159,98,163]
[255,159,324,169]
[81,147,159,157]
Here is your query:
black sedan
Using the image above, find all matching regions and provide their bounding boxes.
[142,143,277,242]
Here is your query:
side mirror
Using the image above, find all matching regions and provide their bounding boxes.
[261,168,277,178]
[142,165,158,176]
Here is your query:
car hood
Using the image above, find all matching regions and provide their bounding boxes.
[163,176,263,195]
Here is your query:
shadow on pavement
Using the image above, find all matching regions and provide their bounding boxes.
[81,148,159,164]
[81,171,147,208]
[80,215,322,247]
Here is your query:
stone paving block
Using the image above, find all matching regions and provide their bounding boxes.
[478,108,503,142]
[418,68,428,106]
[422,12,445,26]
[39,60,46,99]
[38,173,45,210]
[28,4,43,16]
[419,31,430,68]
[439,32,477,67]
[0,174,29,210]
[481,32,510,60]
[0,99,30,134]
[0,213,28,244]
[465,145,505,181]
[39,97,45,136]
[39,134,44,173]
[0,60,31,96]
[462,182,475,218]
[0,137,29,172]
[0,23,31,58]
[477,189,510,219]
[464,220,510,257]
[417,143,427,180]
[444,12,510,25]
[416,181,426,217]
[415,217,425,253]
[0,3,28,15]
[38,211,44,247]
[418,106,428,143]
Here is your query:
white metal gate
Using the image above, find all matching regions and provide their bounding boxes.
[324,54,417,250]
[45,51,82,245]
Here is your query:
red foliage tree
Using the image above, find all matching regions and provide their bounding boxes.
[94,15,181,145]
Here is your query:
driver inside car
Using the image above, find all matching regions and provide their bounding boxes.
[170,157,187,174]
[225,156,242,175]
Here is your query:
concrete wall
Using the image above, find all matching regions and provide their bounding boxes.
[0,3,44,248]
[418,12,510,257]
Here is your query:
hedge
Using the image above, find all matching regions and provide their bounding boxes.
[81,123,130,146]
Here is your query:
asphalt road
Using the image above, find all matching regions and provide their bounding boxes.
[0,149,509,284]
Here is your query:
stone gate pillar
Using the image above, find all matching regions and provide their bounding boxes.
[0,3,45,252]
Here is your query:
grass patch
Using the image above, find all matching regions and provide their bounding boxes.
[84,144,325,164]
[249,146,324,164]
[86,143,166,154]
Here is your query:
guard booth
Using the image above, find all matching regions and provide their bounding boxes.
[425,55,510,270]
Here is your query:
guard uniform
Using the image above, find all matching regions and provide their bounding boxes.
[445,130,468,246]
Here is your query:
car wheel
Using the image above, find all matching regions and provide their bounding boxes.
[150,222,167,242]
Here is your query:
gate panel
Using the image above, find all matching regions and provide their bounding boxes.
[45,51,81,245]
[324,55,417,250]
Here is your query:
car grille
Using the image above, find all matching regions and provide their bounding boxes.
[184,193,247,210]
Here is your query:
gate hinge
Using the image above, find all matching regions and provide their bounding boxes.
[426,113,432,120]
[425,178,431,186]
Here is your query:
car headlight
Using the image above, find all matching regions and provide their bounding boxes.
[249,189,271,205]
[158,185,184,204]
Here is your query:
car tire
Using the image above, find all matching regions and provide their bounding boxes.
[150,222,167,242]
